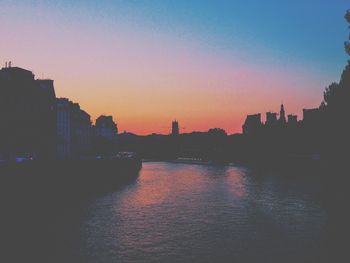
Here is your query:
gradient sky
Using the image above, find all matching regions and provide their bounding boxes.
[1,0,349,134]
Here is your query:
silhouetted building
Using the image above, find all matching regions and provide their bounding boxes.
[56,98,92,159]
[288,114,298,124]
[95,115,118,140]
[279,104,287,124]
[56,99,71,158]
[36,79,56,104]
[303,108,321,123]
[265,112,278,127]
[71,105,93,158]
[242,114,262,134]
[172,120,179,135]
[0,65,56,159]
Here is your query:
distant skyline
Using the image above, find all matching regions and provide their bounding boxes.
[1,0,348,134]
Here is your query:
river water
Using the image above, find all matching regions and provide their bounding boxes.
[72,162,327,263]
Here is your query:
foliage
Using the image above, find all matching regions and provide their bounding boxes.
[207,128,227,136]
[323,82,340,107]
[322,11,350,109]
[346,10,350,56]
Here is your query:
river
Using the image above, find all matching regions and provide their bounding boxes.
[57,161,330,263]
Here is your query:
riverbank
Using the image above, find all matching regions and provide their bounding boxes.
[0,158,142,263]
[144,154,325,173]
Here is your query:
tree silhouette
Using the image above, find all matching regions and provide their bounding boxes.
[322,11,350,112]
[323,82,340,107]
[319,9,350,159]
[207,128,227,136]
[345,10,350,56]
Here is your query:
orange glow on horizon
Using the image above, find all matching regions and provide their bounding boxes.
[51,58,324,135]
[1,5,327,135]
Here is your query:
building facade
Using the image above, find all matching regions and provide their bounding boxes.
[303,108,321,124]
[288,114,298,125]
[242,104,304,135]
[0,65,56,159]
[265,112,278,127]
[242,114,262,135]
[56,98,93,159]
[95,115,118,141]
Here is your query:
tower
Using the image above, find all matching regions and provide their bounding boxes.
[279,104,286,124]
[171,120,179,135]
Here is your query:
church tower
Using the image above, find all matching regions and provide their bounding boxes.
[279,104,286,124]
[171,120,179,135]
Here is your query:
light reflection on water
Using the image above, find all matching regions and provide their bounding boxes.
[80,162,326,263]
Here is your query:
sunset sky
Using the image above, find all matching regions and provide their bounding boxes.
[1,0,348,134]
